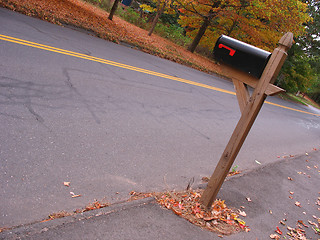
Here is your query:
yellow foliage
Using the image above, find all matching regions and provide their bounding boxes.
[141,0,177,15]
[140,4,156,13]
[178,0,311,51]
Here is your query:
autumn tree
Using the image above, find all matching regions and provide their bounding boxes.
[177,0,311,52]
[176,0,231,52]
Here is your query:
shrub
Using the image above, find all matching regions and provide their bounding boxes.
[154,24,191,46]
[117,7,149,29]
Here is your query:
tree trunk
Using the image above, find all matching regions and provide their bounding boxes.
[108,0,120,21]
[148,1,166,36]
[187,16,211,53]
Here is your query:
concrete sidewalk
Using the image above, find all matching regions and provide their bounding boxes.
[1,151,319,240]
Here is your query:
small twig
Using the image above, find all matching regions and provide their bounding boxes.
[186,177,195,190]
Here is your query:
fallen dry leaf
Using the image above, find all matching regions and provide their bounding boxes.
[227,170,242,177]
[130,191,136,195]
[70,192,81,198]
[238,210,247,217]
[308,220,318,227]
[203,216,216,221]
[298,220,308,228]
[202,177,210,182]
[275,226,282,235]
[72,194,81,198]
[270,233,280,239]
[63,182,70,187]
[287,226,295,231]
[295,201,301,207]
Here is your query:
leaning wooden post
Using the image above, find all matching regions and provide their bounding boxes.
[200,32,293,208]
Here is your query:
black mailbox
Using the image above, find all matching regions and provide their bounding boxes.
[213,35,271,78]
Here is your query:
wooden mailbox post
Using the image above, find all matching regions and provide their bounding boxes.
[200,32,294,208]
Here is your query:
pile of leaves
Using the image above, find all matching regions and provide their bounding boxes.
[0,0,220,74]
[145,190,250,235]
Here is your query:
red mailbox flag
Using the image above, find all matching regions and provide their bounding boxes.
[218,44,236,56]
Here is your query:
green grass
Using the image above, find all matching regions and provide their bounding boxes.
[279,93,320,109]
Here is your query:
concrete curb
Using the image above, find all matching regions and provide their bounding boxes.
[0,197,155,239]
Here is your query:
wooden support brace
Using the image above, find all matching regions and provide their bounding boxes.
[232,79,250,114]
[200,33,293,208]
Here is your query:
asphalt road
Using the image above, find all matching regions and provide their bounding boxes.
[0,8,319,228]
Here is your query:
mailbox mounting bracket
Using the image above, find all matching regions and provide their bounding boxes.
[220,64,285,113]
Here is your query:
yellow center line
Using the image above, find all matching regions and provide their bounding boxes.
[0,34,234,95]
[1,34,319,117]
[265,101,319,116]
